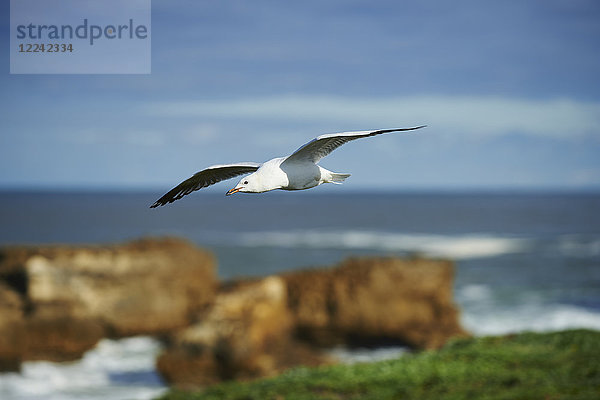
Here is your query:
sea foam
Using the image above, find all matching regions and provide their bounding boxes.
[238,230,529,260]
[0,337,166,400]
[462,303,600,336]
[558,235,600,257]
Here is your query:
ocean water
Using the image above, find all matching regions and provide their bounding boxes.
[0,190,599,399]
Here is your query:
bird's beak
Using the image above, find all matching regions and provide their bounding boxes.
[226,187,242,196]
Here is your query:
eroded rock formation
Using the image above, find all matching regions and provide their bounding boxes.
[157,276,330,387]
[0,237,216,369]
[0,237,468,387]
[283,257,467,349]
[157,256,468,387]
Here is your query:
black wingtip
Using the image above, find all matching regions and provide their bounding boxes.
[402,125,427,131]
[150,198,174,208]
[149,197,169,208]
[376,125,427,135]
[150,191,182,208]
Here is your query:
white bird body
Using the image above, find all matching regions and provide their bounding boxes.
[281,162,330,190]
[250,157,291,192]
[150,126,425,207]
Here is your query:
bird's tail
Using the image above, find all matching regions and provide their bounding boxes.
[330,172,351,184]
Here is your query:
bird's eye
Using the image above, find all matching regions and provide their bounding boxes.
[243,181,248,185]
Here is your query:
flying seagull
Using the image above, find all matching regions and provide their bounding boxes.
[150,126,425,208]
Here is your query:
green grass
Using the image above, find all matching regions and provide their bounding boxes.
[158,329,600,400]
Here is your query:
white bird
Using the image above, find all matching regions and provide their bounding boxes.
[150,126,425,207]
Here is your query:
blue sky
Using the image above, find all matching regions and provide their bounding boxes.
[1,0,599,190]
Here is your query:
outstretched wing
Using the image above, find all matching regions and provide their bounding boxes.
[284,126,426,164]
[150,162,261,208]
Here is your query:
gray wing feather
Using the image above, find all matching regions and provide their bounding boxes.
[284,126,426,164]
[150,162,261,207]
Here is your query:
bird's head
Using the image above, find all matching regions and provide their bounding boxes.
[226,173,261,195]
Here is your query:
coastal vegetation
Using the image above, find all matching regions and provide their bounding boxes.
[159,329,600,400]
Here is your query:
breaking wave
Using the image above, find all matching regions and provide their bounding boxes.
[462,303,600,336]
[238,230,530,260]
[0,337,166,400]
[557,235,600,257]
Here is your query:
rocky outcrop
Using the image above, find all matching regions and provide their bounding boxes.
[157,256,468,387]
[21,314,105,363]
[0,237,216,369]
[0,283,25,371]
[0,237,468,385]
[283,257,468,349]
[157,276,330,388]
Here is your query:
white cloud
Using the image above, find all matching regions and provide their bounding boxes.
[181,123,220,145]
[60,124,222,148]
[143,94,600,139]
[571,168,600,186]
[64,129,167,147]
